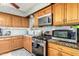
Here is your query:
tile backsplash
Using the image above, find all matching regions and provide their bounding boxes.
[1,27,27,36]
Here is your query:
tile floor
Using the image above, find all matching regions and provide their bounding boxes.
[0,49,34,56]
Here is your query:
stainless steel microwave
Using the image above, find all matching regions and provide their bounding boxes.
[38,13,52,26]
[52,27,79,43]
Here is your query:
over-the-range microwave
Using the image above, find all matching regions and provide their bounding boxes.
[52,26,79,43]
[38,13,52,26]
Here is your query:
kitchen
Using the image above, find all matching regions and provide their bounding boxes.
[0,3,79,56]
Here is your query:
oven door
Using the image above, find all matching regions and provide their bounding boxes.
[52,30,72,39]
[32,43,44,56]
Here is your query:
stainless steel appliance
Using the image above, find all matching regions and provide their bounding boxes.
[38,13,52,26]
[32,31,52,56]
[32,37,47,56]
[0,28,3,36]
[52,27,79,43]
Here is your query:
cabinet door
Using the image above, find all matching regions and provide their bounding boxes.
[11,37,23,50]
[61,52,71,56]
[23,37,29,50]
[44,6,52,14]
[34,13,39,27]
[28,37,32,53]
[66,3,78,24]
[23,36,32,53]
[0,13,6,26]
[12,16,21,27]
[53,3,65,26]
[0,13,12,27]
[0,40,11,54]
[21,17,29,27]
[77,4,79,23]
[38,6,51,17]
[38,10,44,17]
[48,48,61,56]
[5,14,12,27]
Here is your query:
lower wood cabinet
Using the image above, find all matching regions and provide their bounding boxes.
[61,52,71,56]
[0,36,32,54]
[48,48,61,56]
[0,39,11,54]
[23,36,32,53]
[48,42,73,56]
[11,37,23,50]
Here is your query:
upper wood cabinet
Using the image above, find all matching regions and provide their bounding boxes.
[33,5,52,27]
[53,3,65,26]
[0,13,6,26]
[38,6,52,17]
[0,13,29,27]
[5,14,12,27]
[0,13,12,27]
[34,13,39,27]
[53,3,79,26]
[66,3,78,24]
[21,17,29,28]
[12,16,22,27]
[44,6,52,14]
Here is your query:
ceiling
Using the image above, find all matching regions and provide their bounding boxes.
[0,3,50,17]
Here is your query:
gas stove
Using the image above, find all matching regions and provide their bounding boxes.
[32,35,52,41]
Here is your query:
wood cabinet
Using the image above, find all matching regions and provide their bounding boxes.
[12,16,22,27]
[0,39,11,54]
[53,3,79,26]
[38,6,52,17]
[66,3,78,25]
[0,13,6,26]
[53,3,65,26]
[0,12,29,27]
[21,17,29,27]
[0,36,32,54]
[11,36,23,50]
[4,14,12,27]
[23,36,32,53]
[48,42,73,56]
[48,48,61,56]
[33,6,52,27]
[0,13,12,27]
[44,6,52,15]
[34,13,39,27]
[12,16,29,27]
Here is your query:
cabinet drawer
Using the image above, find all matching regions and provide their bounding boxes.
[59,45,79,56]
[61,52,72,56]
[48,42,79,56]
[48,43,61,51]
[48,48,61,56]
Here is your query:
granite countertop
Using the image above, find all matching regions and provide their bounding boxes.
[0,35,23,38]
[48,39,79,50]
[0,35,32,38]
[0,35,33,40]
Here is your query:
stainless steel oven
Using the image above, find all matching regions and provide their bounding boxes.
[32,38,47,56]
[52,27,79,43]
